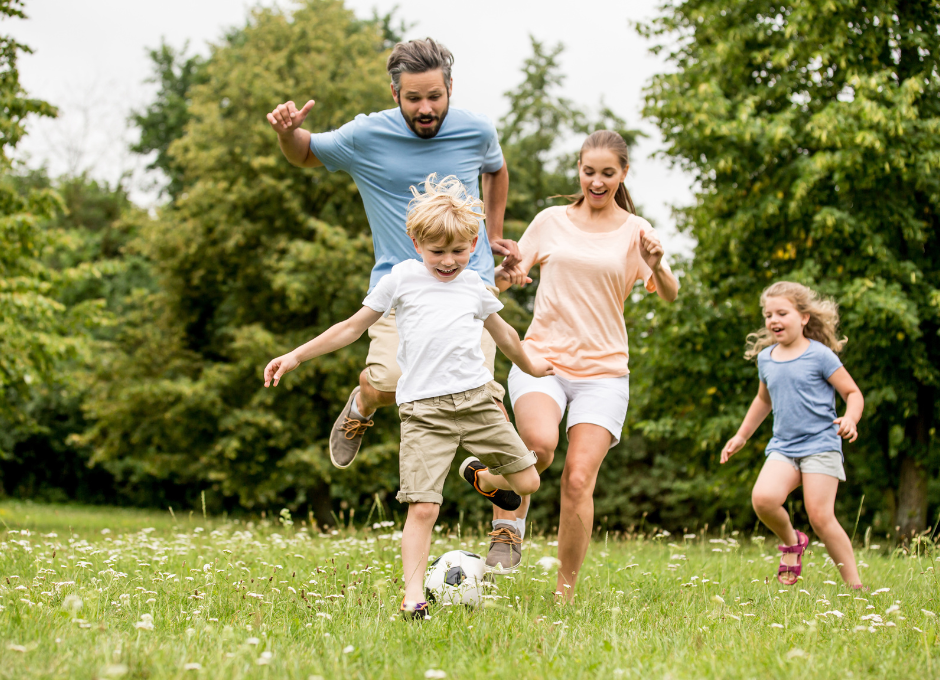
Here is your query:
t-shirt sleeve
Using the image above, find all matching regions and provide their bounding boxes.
[308,118,358,173]
[475,280,504,320]
[517,212,544,271]
[817,344,844,379]
[479,116,504,174]
[362,271,397,317]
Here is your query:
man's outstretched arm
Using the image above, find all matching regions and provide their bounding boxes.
[482,160,519,267]
[267,99,323,168]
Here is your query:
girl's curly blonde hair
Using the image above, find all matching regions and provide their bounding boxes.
[406,174,483,245]
[744,281,847,360]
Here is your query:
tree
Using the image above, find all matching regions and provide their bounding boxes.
[637,0,940,536]
[81,0,402,518]
[0,1,107,485]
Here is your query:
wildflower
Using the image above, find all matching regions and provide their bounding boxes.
[183,663,202,671]
[343,645,355,654]
[246,638,260,645]
[7,644,27,653]
[101,664,128,677]
[873,587,890,594]
[770,623,785,629]
[711,595,725,604]
[134,614,154,631]
[425,671,447,679]
[921,610,936,617]
[256,651,273,666]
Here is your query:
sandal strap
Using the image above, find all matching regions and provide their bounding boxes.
[778,543,805,554]
[778,564,801,575]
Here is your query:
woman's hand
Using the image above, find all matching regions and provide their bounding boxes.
[263,353,301,387]
[720,435,747,463]
[834,416,858,442]
[639,228,665,270]
[495,264,532,288]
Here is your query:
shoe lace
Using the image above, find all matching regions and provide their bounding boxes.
[341,416,374,439]
[488,527,522,546]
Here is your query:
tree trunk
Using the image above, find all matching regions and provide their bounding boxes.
[896,454,927,537]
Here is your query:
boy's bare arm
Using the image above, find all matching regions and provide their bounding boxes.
[264,307,383,386]
[483,313,553,377]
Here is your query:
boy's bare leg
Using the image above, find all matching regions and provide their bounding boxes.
[401,502,440,604]
[356,368,396,417]
[475,466,540,497]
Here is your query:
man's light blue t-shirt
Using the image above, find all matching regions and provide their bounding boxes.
[308,107,503,292]
[758,339,844,458]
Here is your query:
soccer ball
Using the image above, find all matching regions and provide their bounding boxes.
[424,550,488,606]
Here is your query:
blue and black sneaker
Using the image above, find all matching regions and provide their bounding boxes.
[459,456,522,511]
[400,599,430,620]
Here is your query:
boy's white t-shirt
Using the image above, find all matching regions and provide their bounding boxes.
[362,259,503,404]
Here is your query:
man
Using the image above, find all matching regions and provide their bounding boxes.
[266,38,518,471]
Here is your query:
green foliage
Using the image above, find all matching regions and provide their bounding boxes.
[0,4,107,484]
[636,1,940,532]
[81,0,399,517]
[130,42,208,200]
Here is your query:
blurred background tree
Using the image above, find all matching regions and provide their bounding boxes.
[636,0,940,537]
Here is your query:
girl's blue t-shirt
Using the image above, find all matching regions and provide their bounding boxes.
[308,107,503,292]
[757,339,844,458]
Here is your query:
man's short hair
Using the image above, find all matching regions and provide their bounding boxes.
[387,38,454,94]
[407,174,482,245]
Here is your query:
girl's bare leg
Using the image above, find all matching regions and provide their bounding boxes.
[803,473,862,585]
[751,460,803,568]
[492,393,562,524]
[555,423,612,600]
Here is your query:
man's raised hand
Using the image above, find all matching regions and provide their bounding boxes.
[267,100,316,135]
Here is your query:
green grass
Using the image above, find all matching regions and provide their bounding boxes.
[1,500,938,679]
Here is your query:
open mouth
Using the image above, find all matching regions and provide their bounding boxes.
[588,188,608,198]
[416,117,438,128]
[436,267,458,278]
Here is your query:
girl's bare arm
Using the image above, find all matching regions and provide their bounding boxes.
[720,382,772,463]
[828,366,864,442]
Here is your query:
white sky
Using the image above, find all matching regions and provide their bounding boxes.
[8,0,695,255]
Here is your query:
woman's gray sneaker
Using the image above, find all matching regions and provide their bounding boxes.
[485,522,522,573]
[329,387,374,469]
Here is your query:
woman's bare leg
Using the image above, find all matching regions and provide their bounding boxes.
[555,423,612,600]
[492,393,561,524]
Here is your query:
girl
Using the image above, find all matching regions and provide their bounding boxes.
[720,281,865,587]
[487,130,679,598]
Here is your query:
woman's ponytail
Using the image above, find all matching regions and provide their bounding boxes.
[615,183,636,214]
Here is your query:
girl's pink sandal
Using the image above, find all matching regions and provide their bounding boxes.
[777,530,809,586]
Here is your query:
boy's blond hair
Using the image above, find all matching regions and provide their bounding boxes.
[406,174,483,245]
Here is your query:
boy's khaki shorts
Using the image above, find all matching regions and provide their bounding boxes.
[396,386,537,505]
[365,285,506,402]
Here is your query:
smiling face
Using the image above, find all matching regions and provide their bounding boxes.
[392,69,451,139]
[412,236,477,282]
[578,147,628,210]
[763,295,810,346]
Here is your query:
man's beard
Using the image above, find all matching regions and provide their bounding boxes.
[400,100,449,139]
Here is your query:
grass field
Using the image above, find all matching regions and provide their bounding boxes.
[1,500,938,679]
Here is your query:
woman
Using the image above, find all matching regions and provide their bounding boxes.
[490,130,679,599]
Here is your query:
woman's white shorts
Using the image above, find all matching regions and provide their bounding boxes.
[507,365,630,448]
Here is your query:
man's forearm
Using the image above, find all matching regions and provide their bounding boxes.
[482,162,509,241]
[278,128,314,167]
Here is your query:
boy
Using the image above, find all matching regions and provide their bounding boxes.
[263,174,552,618]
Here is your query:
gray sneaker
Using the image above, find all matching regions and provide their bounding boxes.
[484,522,522,574]
[329,387,374,469]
